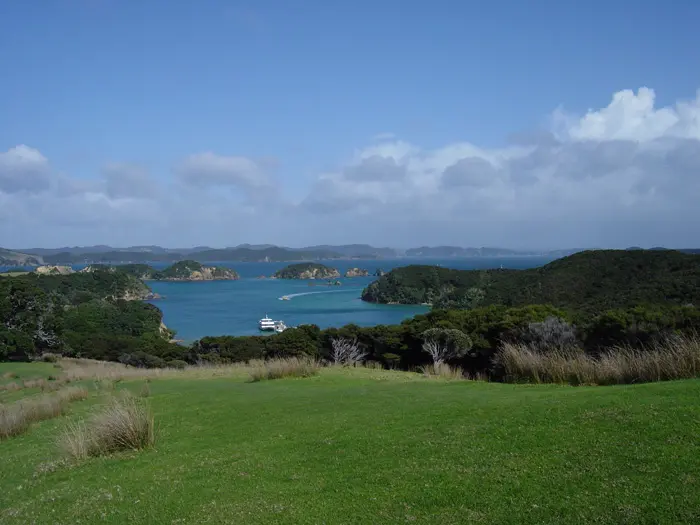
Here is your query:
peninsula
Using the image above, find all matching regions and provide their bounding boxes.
[361,249,700,314]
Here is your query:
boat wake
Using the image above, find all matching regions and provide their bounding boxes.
[279,289,357,301]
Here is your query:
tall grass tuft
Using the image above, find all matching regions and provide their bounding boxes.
[498,334,700,386]
[0,386,88,440]
[420,362,465,380]
[248,357,319,382]
[59,393,155,460]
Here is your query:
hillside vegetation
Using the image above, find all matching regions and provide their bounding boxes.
[2,360,700,524]
[362,250,700,313]
[0,270,177,363]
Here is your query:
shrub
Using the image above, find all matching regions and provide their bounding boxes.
[248,357,319,382]
[420,362,465,380]
[519,316,578,351]
[422,328,472,364]
[331,338,367,365]
[59,393,155,460]
[166,359,188,369]
[40,352,60,363]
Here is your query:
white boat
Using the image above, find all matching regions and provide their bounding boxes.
[258,315,276,331]
[274,321,287,333]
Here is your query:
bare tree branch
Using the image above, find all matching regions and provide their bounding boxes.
[331,338,367,365]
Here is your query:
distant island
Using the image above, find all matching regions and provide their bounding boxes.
[25,261,239,282]
[273,263,341,280]
[344,268,369,277]
[361,249,700,314]
[149,260,239,281]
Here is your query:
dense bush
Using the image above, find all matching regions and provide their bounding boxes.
[362,250,700,314]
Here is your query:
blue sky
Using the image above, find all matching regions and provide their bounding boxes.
[1,0,699,249]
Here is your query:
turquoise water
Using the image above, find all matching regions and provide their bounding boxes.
[146,257,555,342]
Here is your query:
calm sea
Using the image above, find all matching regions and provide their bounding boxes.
[2,257,555,342]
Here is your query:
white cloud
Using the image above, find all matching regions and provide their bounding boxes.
[303,88,700,240]
[176,152,270,191]
[2,87,700,249]
[0,145,51,194]
[101,163,158,199]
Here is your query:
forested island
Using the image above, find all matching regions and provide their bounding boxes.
[30,261,240,282]
[272,263,341,280]
[361,250,700,314]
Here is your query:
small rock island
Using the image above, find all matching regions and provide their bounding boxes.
[344,267,369,278]
[272,263,341,280]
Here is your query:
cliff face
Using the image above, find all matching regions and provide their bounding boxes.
[273,263,341,280]
[344,268,369,278]
[174,266,239,281]
[35,265,74,275]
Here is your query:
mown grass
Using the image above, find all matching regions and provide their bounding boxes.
[1,362,700,524]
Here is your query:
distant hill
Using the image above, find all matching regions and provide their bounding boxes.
[361,249,700,314]
[16,243,700,263]
[404,246,584,258]
[0,248,43,266]
[296,244,398,258]
[41,246,345,264]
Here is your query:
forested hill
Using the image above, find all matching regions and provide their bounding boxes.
[361,250,700,314]
[0,269,174,362]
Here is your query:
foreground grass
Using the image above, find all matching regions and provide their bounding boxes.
[1,365,700,524]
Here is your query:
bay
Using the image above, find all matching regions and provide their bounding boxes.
[145,257,555,342]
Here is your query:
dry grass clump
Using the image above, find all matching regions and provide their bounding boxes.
[23,378,48,390]
[2,371,19,379]
[0,381,22,392]
[0,386,88,440]
[248,357,320,382]
[499,335,700,386]
[139,382,151,398]
[420,362,465,380]
[59,392,155,460]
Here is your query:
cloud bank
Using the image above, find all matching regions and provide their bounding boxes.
[1,87,699,249]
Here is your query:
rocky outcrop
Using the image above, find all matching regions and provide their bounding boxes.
[273,263,341,280]
[35,265,74,276]
[79,265,115,274]
[344,267,369,278]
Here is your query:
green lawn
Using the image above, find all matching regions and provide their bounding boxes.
[2,365,700,524]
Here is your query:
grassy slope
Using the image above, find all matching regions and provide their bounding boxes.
[2,366,700,524]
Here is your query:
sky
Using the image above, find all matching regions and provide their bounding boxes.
[1,0,699,250]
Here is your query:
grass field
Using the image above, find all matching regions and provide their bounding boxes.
[1,363,700,524]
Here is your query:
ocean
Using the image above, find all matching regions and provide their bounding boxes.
[2,257,555,342]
